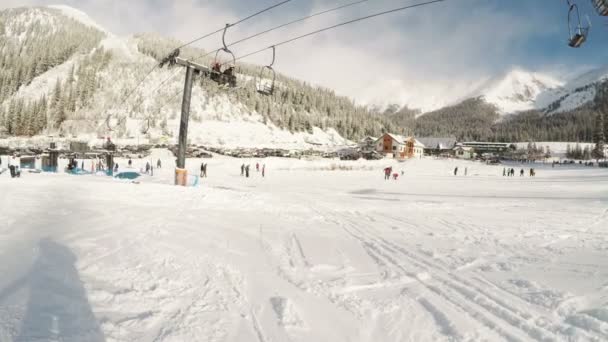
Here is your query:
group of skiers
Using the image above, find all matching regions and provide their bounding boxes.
[241,162,265,178]
[503,168,536,177]
[383,167,406,180]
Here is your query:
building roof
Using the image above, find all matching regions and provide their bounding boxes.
[418,137,457,150]
[454,146,474,152]
[380,133,425,148]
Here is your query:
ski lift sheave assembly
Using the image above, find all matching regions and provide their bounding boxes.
[256,45,277,96]
[592,0,608,16]
[210,24,238,88]
[567,0,591,48]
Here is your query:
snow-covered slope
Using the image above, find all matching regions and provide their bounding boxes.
[458,66,608,115]
[470,69,563,114]
[537,65,608,114]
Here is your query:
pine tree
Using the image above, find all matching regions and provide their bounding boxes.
[592,113,606,160]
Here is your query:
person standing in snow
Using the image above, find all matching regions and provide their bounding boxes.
[114,163,119,172]
[241,164,245,176]
[262,164,266,178]
[520,169,524,177]
[145,162,150,174]
[128,158,132,167]
[245,165,250,178]
[503,168,506,177]
[465,167,468,176]
[454,167,458,176]
[157,159,162,169]
[203,163,208,178]
[256,163,260,172]
[383,167,392,180]
[200,162,205,177]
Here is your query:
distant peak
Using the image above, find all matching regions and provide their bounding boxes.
[47,5,107,33]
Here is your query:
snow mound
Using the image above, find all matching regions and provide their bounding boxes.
[47,5,107,33]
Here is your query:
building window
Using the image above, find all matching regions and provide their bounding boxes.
[392,146,397,151]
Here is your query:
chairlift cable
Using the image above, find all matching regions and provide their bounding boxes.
[194,0,373,62]
[231,0,449,65]
[175,0,294,50]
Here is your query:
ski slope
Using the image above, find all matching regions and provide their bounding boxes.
[0,156,607,341]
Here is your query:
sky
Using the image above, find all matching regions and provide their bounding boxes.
[2,0,608,111]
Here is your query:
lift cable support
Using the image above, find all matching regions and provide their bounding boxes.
[591,0,608,16]
[102,0,294,131]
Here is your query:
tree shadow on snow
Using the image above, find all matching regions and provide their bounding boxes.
[7,238,105,342]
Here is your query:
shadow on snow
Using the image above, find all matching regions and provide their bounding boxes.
[0,238,105,342]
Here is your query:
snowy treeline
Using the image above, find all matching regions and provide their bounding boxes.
[387,93,608,143]
[0,7,106,136]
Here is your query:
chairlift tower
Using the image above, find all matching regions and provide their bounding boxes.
[172,57,212,185]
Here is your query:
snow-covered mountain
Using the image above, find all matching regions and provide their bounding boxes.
[0,6,400,149]
[471,69,564,114]
[455,67,608,116]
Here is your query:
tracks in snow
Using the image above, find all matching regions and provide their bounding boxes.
[318,207,603,342]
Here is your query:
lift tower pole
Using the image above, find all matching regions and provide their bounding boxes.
[177,66,194,170]
[171,57,211,185]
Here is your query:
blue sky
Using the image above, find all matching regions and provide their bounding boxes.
[2,0,608,109]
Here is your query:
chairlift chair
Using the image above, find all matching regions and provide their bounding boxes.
[592,0,608,16]
[210,24,238,88]
[256,46,277,96]
[568,1,590,48]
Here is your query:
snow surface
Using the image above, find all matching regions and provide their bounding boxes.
[0,154,607,341]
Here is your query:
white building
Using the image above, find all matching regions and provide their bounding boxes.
[453,146,474,159]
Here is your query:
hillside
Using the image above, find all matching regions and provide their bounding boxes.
[0,6,401,149]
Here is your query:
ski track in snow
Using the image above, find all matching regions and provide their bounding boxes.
[0,155,607,341]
